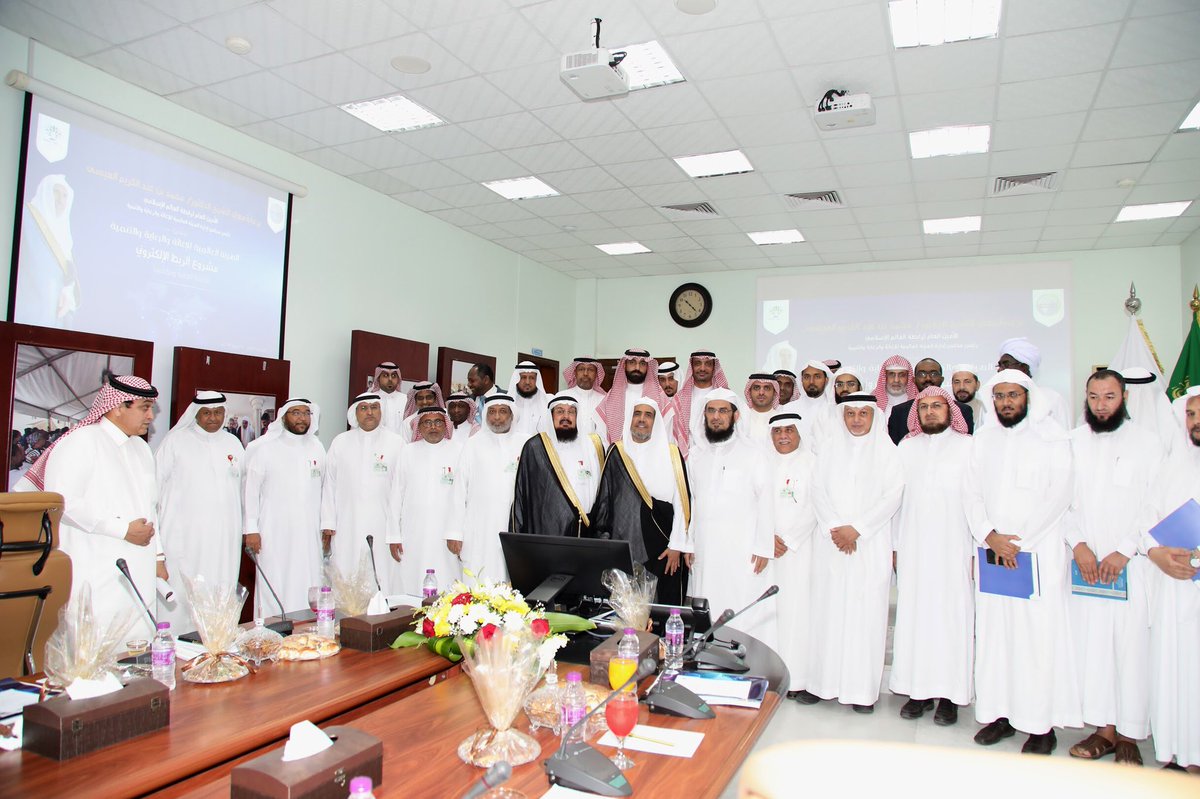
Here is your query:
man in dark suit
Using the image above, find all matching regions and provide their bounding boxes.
[887,358,973,443]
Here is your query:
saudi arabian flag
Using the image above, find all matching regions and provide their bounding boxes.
[1168,311,1200,400]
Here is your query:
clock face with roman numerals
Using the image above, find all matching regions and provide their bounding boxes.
[668,283,713,328]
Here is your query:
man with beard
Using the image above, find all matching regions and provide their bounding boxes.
[688,390,776,644]
[562,357,608,437]
[321,393,405,592]
[872,356,918,416]
[369,362,407,431]
[402,381,443,421]
[671,351,730,455]
[997,338,1071,428]
[595,349,675,447]
[244,398,326,615]
[389,407,460,592]
[785,361,837,443]
[965,370,1079,755]
[510,396,604,537]
[950,365,987,429]
[658,361,680,399]
[887,358,974,444]
[742,373,781,442]
[446,392,478,437]
[448,393,523,582]
[772,369,797,405]
[1143,387,1200,774]
[890,387,974,725]
[1066,370,1162,765]
[833,371,862,401]
[467,363,496,425]
[506,362,550,438]
[804,393,904,713]
[592,398,691,605]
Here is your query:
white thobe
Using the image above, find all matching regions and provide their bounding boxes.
[448,431,523,583]
[512,392,548,439]
[552,434,604,512]
[156,425,244,631]
[243,433,325,616]
[965,417,1081,734]
[769,449,817,692]
[688,437,776,645]
[45,419,161,640]
[808,432,904,706]
[320,426,405,593]
[742,409,776,446]
[564,386,608,439]
[390,439,462,594]
[1041,386,1071,430]
[377,389,409,433]
[889,431,975,705]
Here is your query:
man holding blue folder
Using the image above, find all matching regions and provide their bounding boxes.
[1065,370,1162,766]
[965,370,1081,755]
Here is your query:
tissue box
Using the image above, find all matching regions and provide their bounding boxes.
[588,629,660,685]
[338,607,417,653]
[22,677,169,760]
[231,725,382,799]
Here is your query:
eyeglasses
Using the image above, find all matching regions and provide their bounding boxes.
[917,402,948,412]
[286,409,312,417]
[992,390,1026,401]
[915,370,942,379]
[705,407,734,416]
[418,418,446,428]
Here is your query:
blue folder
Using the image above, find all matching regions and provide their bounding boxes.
[977,547,1040,599]
[1149,498,1200,582]
[1069,560,1128,600]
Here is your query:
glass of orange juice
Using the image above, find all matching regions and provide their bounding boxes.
[608,655,637,692]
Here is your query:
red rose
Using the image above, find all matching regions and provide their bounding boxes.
[422,618,435,637]
[478,623,498,642]
[451,592,473,606]
[531,618,550,638]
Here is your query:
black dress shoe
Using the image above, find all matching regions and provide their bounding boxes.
[791,690,821,705]
[933,699,958,726]
[852,703,875,714]
[974,717,1016,745]
[900,698,934,719]
[1022,730,1057,755]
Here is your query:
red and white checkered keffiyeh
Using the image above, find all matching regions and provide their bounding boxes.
[403,381,445,419]
[672,352,730,455]
[563,358,607,393]
[872,355,916,411]
[369,362,402,393]
[596,349,672,446]
[408,406,454,443]
[24,375,157,490]
[904,386,969,440]
[743,374,781,412]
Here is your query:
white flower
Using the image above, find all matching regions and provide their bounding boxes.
[458,617,477,635]
[447,605,466,624]
[502,611,525,632]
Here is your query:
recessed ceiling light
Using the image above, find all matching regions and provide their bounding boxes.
[482,176,560,200]
[748,229,806,245]
[1116,178,1137,189]
[224,35,252,55]
[909,124,990,158]
[1115,202,1191,222]
[923,216,982,234]
[673,149,754,178]
[596,241,651,255]
[612,41,685,91]
[1180,101,1200,131]
[390,55,432,74]
[675,0,717,14]
[888,0,1002,48]
[339,94,444,132]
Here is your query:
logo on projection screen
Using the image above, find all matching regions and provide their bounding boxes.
[36,114,70,163]
[1032,289,1065,327]
[267,197,286,233]
[763,300,789,335]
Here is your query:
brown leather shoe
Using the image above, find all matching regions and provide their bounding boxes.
[1114,740,1143,766]
[1022,730,1057,755]
[1069,733,1115,760]
[974,718,1015,745]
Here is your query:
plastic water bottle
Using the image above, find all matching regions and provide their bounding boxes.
[151,621,176,691]
[316,585,335,638]
[664,609,685,672]
[421,568,438,600]
[347,776,376,798]
[613,627,641,690]
[560,672,587,745]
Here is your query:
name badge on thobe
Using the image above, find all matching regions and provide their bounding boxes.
[779,478,796,502]
[227,453,240,478]
[504,460,518,474]
[310,459,321,478]
[576,460,591,481]
[373,454,388,473]
[441,466,454,485]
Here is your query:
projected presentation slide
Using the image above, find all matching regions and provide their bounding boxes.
[11,96,289,358]
[756,263,1073,402]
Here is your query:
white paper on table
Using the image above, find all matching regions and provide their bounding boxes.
[281,720,334,762]
[0,717,23,751]
[596,724,704,758]
[65,672,123,700]
[0,688,41,717]
[386,593,423,609]
[366,591,390,615]
[539,785,608,798]
[175,640,209,660]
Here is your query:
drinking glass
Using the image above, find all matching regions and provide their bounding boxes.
[605,691,638,769]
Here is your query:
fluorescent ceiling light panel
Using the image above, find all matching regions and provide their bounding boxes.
[481,176,560,200]
[923,215,981,234]
[888,0,1002,48]
[909,124,991,158]
[339,94,444,132]
[673,149,754,178]
[1115,202,1191,222]
[614,40,685,90]
[596,242,651,255]
[748,229,806,245]
[1180,102,1200,130]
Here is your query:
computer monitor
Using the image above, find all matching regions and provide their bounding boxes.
[499,533,634,607]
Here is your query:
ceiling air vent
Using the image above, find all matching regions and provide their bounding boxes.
[660,201,719,217]
[991,172,1057,196]
[784,190,843,209]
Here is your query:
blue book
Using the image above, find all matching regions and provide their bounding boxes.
[1070,560,1128,600]
[1149,499,1200,582]
[977,547,1040,599]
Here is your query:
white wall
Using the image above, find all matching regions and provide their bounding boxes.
[0,34,577,447]
[581,247,1186,404]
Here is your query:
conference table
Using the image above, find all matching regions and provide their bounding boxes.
[1,626,784,799]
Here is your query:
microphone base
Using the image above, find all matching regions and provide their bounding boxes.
[691,647,749,673]
[265,619,294,636]
[645,679,716,719]
[545,743,632,797]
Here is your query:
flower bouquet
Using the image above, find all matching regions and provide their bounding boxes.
[455,625,548,767]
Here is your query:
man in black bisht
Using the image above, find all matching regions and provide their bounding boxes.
[590,397,692,605]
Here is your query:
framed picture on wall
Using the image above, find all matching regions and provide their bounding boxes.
[436,347,495,399]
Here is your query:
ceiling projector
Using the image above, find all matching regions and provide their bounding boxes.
[813,91,876,131]
[560,48,629,100]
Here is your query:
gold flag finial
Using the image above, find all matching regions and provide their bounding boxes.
[1125,282,1141,316]
[1191,285,1199,314]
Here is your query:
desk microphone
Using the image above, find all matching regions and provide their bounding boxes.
[243,545,294,636]
[687,585,779,672]
[115,558,157,632]
[365,534,382,592]
[544,658,655,797]
[461,760,511,799]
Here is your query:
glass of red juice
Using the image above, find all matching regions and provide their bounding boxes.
[605,691,638,769]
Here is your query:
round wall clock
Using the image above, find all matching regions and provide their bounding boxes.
[668,283,713,328]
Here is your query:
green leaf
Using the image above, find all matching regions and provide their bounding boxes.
[543,612,596,634]
[428,636,463,662]
[391,630,426,649]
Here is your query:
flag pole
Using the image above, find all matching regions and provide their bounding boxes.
[1124,282,1165,374]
